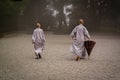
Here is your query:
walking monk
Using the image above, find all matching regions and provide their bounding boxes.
[32,23,46,59]
[70,19,90,61]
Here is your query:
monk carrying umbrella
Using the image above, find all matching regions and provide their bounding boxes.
[70,19,91,61]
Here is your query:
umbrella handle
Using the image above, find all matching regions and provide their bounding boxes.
[88,37,91,40]
[85,38,91,41]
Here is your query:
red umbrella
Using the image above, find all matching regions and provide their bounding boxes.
[84,40,96,56]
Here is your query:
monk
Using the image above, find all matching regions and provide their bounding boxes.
[32,23,46,59]
[70,19,90,61]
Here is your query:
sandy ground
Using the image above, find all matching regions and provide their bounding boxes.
[0,32,120,80]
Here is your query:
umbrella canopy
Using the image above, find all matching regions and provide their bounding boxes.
[84,40,96,56]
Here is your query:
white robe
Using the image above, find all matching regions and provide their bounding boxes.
[32,28,46,55]
[70,24,90,57]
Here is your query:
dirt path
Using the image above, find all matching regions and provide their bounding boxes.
[0,32,120,80]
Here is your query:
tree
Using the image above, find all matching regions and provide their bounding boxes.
[0,0,29,33]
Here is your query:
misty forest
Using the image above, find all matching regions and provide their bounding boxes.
[0,0,120,34]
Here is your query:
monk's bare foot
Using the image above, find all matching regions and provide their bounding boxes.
[76,56,80,61]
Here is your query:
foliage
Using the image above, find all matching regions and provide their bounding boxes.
[0,0,30,33]
[0,0,29,15]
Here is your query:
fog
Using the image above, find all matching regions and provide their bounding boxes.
[0,0,120,34]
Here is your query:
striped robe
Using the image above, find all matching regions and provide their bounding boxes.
[32,28,46,55]
[70,24,90,58]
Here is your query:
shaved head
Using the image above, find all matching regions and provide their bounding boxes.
[36,23,41,28]
[80,19,84,24]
